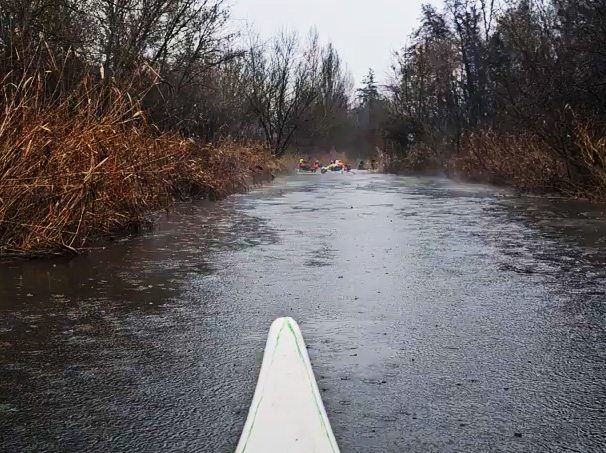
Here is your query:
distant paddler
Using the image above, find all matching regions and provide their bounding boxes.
[298,158,311,171]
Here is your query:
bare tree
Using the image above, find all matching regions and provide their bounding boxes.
[245,30,321,155]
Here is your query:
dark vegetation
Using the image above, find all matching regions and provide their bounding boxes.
[376,0,606,199]
[0,0,353,255]
[1,0,605,255]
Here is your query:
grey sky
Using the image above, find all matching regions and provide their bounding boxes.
[231,0,438,88]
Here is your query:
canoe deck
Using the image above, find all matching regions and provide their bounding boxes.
[235,317,340,453]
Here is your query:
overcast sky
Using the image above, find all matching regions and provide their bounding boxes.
[231,0,439,88]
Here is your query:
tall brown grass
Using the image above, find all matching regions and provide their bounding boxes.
[452,126,606,199]
[0,73,278,256]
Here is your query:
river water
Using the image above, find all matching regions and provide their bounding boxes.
[1,173,605,452]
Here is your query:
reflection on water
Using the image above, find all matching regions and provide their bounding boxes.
[1,173,605,452]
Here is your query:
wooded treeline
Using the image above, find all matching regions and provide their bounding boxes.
[378,0,606,198]
[0,0,356,155]
[0,0,357,254]
[2,0,606,197]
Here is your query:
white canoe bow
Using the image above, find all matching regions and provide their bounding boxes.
[235,317,341,453]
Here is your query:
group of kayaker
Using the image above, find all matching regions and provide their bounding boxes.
[298,158,352,173]
[324,159,351,172]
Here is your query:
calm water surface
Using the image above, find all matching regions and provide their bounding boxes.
[1,173,605,452]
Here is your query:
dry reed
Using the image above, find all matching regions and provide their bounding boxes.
[0,74,278,256]
[450,126,606,200]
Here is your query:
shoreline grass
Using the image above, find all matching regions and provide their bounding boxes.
[381,126,606,201]
[0,75,282,257]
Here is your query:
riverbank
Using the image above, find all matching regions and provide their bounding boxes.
[382,127,606,201]
[0,85,286,258]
